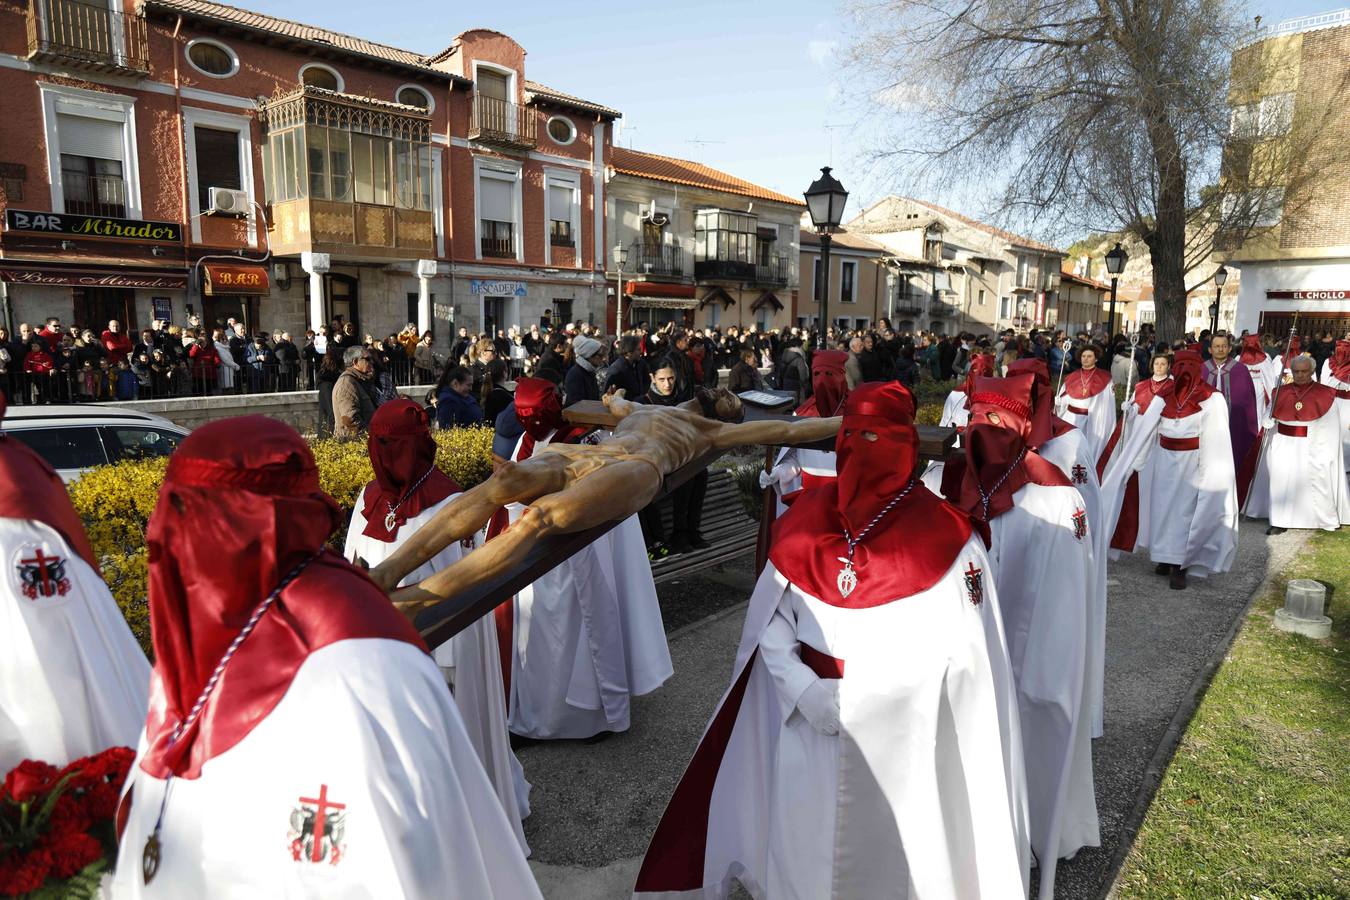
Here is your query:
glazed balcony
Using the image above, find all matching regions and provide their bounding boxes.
[26,0,148,76]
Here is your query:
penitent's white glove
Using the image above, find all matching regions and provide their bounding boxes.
[759,460,801,491]
[758,469,776,490]
[796,680,841,736]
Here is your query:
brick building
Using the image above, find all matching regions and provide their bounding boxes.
[607,148,803,332]
[0,0,617,343]
[1218,9,1350,339]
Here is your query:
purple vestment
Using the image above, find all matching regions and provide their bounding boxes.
[1204,358,1260,503]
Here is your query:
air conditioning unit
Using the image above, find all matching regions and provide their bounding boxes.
[208,187,249,217]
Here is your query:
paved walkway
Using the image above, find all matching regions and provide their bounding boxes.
[520,521,1309,898]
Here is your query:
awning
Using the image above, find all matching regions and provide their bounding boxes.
[0,259,187,289]
[203,263,270,295]
[629,296,697,310]
[625,281,696,299]
[751,290,783,312]
[698,286,734,309]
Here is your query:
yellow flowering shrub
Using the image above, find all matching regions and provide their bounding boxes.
[66,426,495,657]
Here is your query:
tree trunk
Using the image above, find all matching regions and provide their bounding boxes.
[1144,113,1191,344]
[1147,232,1189,344]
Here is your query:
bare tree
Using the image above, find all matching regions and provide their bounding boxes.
[842,0,1326,340]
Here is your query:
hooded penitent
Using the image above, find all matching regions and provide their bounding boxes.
[1331,339,1350,383]
[361,399,460,542]
[513,377,588,459]
[1166,350,1215,419]
[795,349,849,417]
[771,381,972,607]
[141,416,423,779]
[1006,357,1073,448]
[942,373,1071,535]
[1238,334,1268,367]
[962,352,996,394]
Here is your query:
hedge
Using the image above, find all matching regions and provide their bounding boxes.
[66,427,495,657]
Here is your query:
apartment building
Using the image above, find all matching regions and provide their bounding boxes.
[607,148,802,332]
[0,0,617,342]
[847,196,1064,336]
[1217,8,1350,339]
[796,227,917,331]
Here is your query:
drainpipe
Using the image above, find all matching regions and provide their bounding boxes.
[171,16,191,319]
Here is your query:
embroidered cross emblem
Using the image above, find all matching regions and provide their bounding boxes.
[1072,508,1088,541]
[964,562,984,607]
[1071,463,1088,485]
[17,549,70,600]
[290,784,347,866]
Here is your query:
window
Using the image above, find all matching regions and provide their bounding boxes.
[548,181,574,246]
[7,428,107,472]
[1259,92,1294,137]
[1230,102,1259,140]
[351,133,392,205]
[101,427,182,462]
[552,298,572,325]
[840,261,856,303]
[397,85,432,111]
[193,126,241,212]
[478,170,516,258]
[694,209,756,262]
[708,301,720,328]
[263,128,301,202]
[300,64,342,92]
[546,116,576,145]
[394,140,430,209]
[978,288,987,306]
[185,39,237,78]
[1000,296,1012,319]
[57,113,126,217]
[1222,188,1284,228]
[1016,254,1030,287]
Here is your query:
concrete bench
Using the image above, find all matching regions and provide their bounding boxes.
[649,468,757,584]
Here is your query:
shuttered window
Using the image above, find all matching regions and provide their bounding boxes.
[57,114,123,160]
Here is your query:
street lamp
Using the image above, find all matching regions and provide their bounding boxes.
[1104,242,1128,338]
[1212,264,1228,334]
[804,166,849,345]
[613,243,628,335]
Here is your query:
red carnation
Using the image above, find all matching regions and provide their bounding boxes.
[0,846,52,896]
[3,760,59,805]
[44,829,101,881]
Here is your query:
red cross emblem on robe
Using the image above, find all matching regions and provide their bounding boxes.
[964,562,984,607]
[1072,508,1088,541]
[1071,463,1088,485]
[16,548,71,600]
[289,784,346,866]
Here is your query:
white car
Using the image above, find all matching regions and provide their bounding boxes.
[2,405,189,483]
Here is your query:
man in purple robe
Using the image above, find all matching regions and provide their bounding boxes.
[1203,332,1261,506]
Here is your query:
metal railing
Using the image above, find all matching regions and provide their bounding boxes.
[469,95,538,149]
[481,236,515,259]
[627,242,685,278]
[61,171,127,218]
[754,255,791,286]
[26,0,149,74]
[1239,8,1350,46]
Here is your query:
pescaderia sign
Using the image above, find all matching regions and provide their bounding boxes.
[4,208,183,244]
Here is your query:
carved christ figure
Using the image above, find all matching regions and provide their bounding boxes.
[369,389,841,617]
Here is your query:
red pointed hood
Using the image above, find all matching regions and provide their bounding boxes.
[1331,339,1350,382]
[796,350,849,417]
[1166,350,1214,418]
[1238,334,1267,366]
[960,353,996,395]
[1006,357,1073,448]
[361,399,459,542]
[142,416,423,778]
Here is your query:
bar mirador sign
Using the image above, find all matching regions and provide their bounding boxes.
[4,209,183,244]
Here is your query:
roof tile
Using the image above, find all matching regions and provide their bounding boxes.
[611,147,802,207]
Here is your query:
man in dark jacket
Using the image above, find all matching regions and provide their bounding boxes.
[937,335,957,380]
[449,326,472,366]
[636,357,708,555]
[536,333,570,385]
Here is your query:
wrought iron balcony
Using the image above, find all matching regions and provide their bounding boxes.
[928,300,959,318]
[754,255,791,286]
[894,295,926,316]
[468,95,537,150]
[26,0,149,76]
[62,171,127,218]
[626,243,686,279]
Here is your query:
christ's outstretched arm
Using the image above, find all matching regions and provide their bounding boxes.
[709,415,842,451]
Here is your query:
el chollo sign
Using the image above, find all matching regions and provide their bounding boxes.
[1266,289,1349,300]
[4,208,183,244]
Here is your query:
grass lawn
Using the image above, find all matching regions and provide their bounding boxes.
[1115,528,1350,899]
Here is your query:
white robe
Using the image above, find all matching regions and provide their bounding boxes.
[1112,396,1239,576]
[768,446,837,517]
[1038,427,1107,740]
[1247,398,1350,530]
[503,431,672,739]
[635,548,1030,900]
[1055,378,1117,465]
[111,640,541,899]
[939,390,970,429]
[0,517,149,772]
[344,491,530,853]
[1318,360,1350,470]
[921,473,1100,898]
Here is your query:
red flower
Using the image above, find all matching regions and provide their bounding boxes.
[0,846,52,896]
[44,829,101,881]
[2,760,58,805]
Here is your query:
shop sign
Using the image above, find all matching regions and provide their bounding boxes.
[470,279,527,296]
[1265,289,1349,301]
[203,264,269,295]
[4,208,183,244]
[152,297,173,322]
[0,265,186,289]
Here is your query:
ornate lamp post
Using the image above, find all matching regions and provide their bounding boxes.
[1104,242,1128,337]
[1212,264,1228,334]
[613,243,629,334]
[804,166,849,346]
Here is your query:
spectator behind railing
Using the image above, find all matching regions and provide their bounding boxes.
[434,364,484,429]
[316,344,344,438]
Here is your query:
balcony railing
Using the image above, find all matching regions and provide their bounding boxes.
[469,95,537,150]
[26,0,149,75]
[894,294,926,316]
[754,254,790,286]
[549,220,574,247]
[928,300,959,318]
[62,171,127,218]
[627,242,685,278]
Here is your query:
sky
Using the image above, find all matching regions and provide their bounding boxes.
[246,0,1338,236]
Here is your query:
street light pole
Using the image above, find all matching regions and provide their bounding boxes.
[804,166,849,350]
[613,244,628,336]
[1212,264,1228,335]
[819,233,833,343]
[1103,242,1128,339]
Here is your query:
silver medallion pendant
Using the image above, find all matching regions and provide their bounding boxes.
[142,832,161,884]
[836,557,857,599]
[1294,401,1303,411]
[384,510,398,532]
